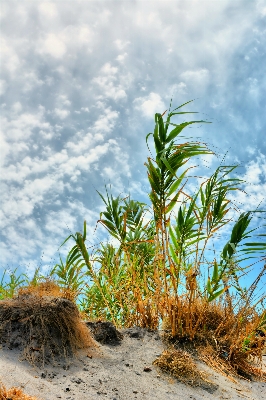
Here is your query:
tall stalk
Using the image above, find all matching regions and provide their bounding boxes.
[145,100,211,300]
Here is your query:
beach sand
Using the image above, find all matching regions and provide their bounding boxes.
[1,327,265,400]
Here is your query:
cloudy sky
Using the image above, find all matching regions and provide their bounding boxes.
[0,0,265,290]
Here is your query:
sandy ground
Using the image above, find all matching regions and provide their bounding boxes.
[0,328,265,400]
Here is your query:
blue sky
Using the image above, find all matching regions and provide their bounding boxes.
[0,0,265,292]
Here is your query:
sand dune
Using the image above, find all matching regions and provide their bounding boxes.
[1,327,265,400]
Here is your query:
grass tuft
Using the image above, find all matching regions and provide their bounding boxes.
[0,382,39,400]
[153,347,210,387]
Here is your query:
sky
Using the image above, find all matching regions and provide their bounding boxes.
[0,0,266,292]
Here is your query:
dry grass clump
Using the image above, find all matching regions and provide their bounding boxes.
[162,297,266,381]
[152,347,219,393]
[17,278,76,302]
[0,382,39,400]
[198,344,265,384]
[0,285,96,366]
[153,348,205,385]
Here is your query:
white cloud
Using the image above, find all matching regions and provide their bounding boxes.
[61,24,93,48]
[180,69,210,88]
[40,33,66,59]
[0,38,20,73]
[134,92,166,118]
[114,39,130,50]
[243,154,266,186]
[1,107,50,142]
[66,132,103,154]
[229,153,266,212]
[22,71,44,92]
[0,106,52,167]
[54,108,70,119]
[116,53,128,63]
[170,82,187,96]
[38,2,58,18]
[93,63,127,101]
[57,95,71,107]
[45,209,77,235]
[93,107,119,134]
[246,146,256,156]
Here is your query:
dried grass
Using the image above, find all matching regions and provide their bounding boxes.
[17,279,76,302]
[153,347,213,389]
[161,297,266,382]
[0,382,39,400]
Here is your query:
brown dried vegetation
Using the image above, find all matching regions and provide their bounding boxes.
[0,382,39,400]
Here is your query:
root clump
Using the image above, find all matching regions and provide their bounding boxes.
[0,290,96,367]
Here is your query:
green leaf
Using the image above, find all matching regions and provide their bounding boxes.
[212,261,219,283]
[155,113,166,142]
[165,121,209,144]
[167,169,189,197]
[208,288,226,302]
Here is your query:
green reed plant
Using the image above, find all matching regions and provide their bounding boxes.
[50,253,89,301]
[0,268,27,299]
[145,101,211,287]
[56,100,265,342]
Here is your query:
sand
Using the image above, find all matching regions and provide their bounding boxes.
[1,327,265,400]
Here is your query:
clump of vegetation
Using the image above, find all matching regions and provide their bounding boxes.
[0,281,96,367]
[18,277,77,302]
[153,348,212,388]
[0,382,39,400]
[162,298,266,380]
[1,100,265,381]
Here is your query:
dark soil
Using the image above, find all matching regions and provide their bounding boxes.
[86,321,123,345]
[0,294,94,366]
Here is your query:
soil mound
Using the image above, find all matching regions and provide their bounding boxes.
[0,294,95,366]
[86,321,123,345]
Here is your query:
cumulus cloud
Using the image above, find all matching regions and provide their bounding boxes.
[93,63,127,101]
[0,106,52,166]
[40,33,66,58]
[230,153,266,211]
[134,92,166,118]
[53,108,70,119]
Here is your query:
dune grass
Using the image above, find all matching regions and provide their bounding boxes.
[1,100,265,381]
